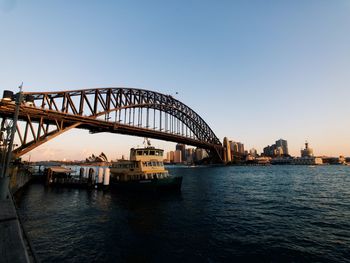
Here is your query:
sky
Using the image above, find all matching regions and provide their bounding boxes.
[1,0,350,161]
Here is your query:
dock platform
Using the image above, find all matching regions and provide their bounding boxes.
[0,198,31,263]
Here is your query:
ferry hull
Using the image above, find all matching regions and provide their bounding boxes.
[110,176,182,192]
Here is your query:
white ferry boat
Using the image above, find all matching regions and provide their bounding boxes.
[110,146,182,191]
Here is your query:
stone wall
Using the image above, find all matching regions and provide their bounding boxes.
[8,165,32,194]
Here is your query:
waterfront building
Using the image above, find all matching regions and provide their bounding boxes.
[293,157,323,165]
[270,156,293,165]
[292,141,322,165]
[255,156,271,165]
[301,141,313,157]
[322,156,347,165]
[263,145,276,157]
[274,146,284,156]
[249,148,258,157]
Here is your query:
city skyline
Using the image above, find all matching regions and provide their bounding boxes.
[1,1,350,161]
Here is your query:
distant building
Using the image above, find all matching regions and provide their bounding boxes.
[176,144,186,163]
[274,146,284,156]
[276,139,289,156]
[185,148,194,163]
[263,145,276,157]
[168,151,175,163]
[301,141,313,157]
[195,148,208,161]
[293,141,322,165]
[237,142,245,154]
[263,138,289,157]
[230,141,239,153]
[229,140,245,155]
[293,157,323,165]
[223,137,231,162]
[249,148,258,157]
[174,150,182,163]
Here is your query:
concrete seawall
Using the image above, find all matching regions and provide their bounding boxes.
[0,166,34,263]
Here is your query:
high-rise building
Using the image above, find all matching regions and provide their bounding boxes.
[263,139,288,157]
[185,148,194,163]
[169,151,175,163]
[230,141,239,153]
[175,144,186,163]
[223,137,231,162]
[274,146,284,156]
[174,150,182,163]
[195,148,208,161]
[275,139,288,156]
[237,142,245,154]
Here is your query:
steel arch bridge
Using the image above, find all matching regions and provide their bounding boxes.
[0,87,223,161]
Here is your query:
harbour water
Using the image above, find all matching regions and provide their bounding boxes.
[16,165,350,262]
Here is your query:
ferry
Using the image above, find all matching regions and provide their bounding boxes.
[109,145,182,191]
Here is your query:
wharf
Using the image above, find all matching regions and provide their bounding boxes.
[0,197,31,263]
[0,165,36,263]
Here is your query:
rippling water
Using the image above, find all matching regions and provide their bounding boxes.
[16,165,350,262]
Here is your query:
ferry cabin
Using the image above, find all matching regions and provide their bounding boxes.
[111,148,169,181]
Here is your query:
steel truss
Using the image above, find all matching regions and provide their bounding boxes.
[0,88,223,160]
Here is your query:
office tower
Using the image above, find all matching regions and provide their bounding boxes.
[276,139,288,156]
[175,144,186,163]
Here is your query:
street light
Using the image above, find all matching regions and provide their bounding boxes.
[0,84,23,199]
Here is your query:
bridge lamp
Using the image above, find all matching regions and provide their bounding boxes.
[24,95,35,106]
[2,90,14,102]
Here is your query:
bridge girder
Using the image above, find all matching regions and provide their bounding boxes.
[0,87,223,161]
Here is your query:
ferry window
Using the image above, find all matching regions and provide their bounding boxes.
[152,162,157,166]
[150,150,155,155]
[137,151,142,155]
[143,162,147,167]
[147,162,152,166]
[143,151,149,155]
[159,151,163,156]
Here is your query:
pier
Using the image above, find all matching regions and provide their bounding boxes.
[0,198,30,262]
[0,166,35,263]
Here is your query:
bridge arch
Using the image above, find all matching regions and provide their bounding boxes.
[0,87,223,160]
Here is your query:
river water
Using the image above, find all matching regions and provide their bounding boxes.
[16,165,350,262]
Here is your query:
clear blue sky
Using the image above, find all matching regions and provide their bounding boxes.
[1,0,350,161]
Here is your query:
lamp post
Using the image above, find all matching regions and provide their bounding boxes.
[0,84,23,199]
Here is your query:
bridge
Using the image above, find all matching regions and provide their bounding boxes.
[0,87,224,162]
